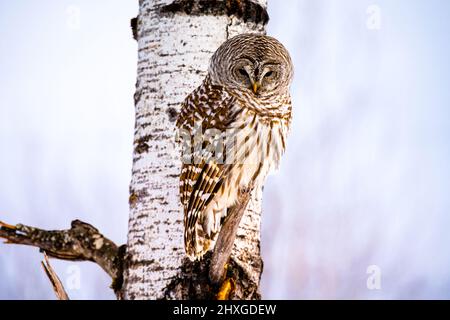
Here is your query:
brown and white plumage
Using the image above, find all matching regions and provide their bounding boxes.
[177,34,293,260]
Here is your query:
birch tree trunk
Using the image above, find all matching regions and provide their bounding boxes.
[123,0,268,300]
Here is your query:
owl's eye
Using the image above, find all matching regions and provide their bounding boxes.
[265,71,274,78]
[238,68,247,76]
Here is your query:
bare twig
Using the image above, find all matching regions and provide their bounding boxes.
[209,186,253,285]
[41,252,69,300]
[0,219,126,295]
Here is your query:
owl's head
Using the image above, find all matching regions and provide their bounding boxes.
[208,34,293,98]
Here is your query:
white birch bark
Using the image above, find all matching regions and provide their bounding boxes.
[123,0,267,300]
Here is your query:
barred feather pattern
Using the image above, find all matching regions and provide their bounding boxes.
[177,76,292,260]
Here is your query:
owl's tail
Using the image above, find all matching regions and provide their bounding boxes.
[184,208,223,261]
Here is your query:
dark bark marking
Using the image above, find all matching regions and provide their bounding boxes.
[167,107,178,122]
[164,253,261,300]
[134,136,150,154]
[160,0,269,25]
[131,16,138,41]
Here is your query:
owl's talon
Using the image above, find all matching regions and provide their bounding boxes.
[216,277,235,300]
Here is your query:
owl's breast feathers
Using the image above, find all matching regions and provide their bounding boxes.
[177,77,291,259]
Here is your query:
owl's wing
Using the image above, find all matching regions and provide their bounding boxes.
[176,80,239,254]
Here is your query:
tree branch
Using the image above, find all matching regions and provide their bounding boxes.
[0,219,126,295]
[209,185,253,285]
[41,252,69,300]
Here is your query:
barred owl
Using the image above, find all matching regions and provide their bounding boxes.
[176,34,293,260]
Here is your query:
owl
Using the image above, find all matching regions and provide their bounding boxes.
[176,34,293,260]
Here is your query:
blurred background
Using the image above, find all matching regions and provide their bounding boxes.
[1,0,449,299]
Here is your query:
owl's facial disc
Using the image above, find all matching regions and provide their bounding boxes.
[235,63,254,91]
[233,59,280,96]
[256,65,278,94]
[233,58,282,96]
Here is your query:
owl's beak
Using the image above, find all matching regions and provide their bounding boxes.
[252,81,261,94]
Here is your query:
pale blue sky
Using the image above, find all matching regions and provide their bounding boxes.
[1,0,449,299]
